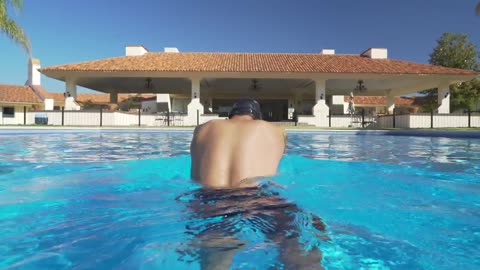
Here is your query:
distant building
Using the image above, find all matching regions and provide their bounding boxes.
[329,95,424,115]
[38,45,477,126]
[0,59,60,124]
[0,58,161,124]
[2,46,478,126]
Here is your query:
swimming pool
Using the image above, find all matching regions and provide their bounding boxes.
[0,131,479,269]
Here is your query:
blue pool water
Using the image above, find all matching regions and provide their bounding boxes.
[0,131,479,269]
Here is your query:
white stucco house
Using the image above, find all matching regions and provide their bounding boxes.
[0,59,66,124]
[37,45,478,126]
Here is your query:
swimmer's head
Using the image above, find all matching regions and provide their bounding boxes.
[228,98,262,120]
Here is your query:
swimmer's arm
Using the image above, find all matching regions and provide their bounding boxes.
[281,127,287,153]
[190,125,202,179]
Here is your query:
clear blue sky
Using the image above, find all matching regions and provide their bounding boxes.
[0,0,479,93]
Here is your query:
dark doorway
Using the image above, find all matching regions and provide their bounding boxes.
[258,99,288,121]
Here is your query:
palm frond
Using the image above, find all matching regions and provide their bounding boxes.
[0,14,31,53]
[476,2,480,15]
[0,0,23,15]
[12,0,22,10]
[0,0,30,54]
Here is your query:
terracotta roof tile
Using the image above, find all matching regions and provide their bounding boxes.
[30,85,64,101]
[0,84,43,103]
[343,95,424,106]
[40,52,479,75]
[76,93,156,103]
[76,94,109,103]
[0,85,157,104]
[49,93,66,101]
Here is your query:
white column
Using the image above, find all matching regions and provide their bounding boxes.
[44,99,54,110]
[437,84,450,114]
[28,58,41,85]
[208,97,213,113]
[66,79,77,99]
[287,97,295,120]
[312,79,329,126]
[314,79,326,102]
[110,92,118,104]
[186,78,204,125]
[191,78,200,100]
[386,90,395,114]
[65,79,79,110]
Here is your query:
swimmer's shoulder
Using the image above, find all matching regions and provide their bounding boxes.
[194,119,227,132]
[193,119,235,140]
[257,119,285,131]
[255,120,286,139]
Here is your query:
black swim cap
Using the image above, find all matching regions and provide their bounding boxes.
[228,98,262,120]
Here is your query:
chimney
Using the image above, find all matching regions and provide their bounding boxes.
[164,47,179,53]
[125,45,148,56]
[361,48,388,59]
[28,58,41,85]
[320,49,335,55]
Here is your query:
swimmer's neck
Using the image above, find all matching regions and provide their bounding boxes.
[230,115,254,121]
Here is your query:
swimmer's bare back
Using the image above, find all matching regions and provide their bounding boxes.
[190,116,286,189]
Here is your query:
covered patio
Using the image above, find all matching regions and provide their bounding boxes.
[39,46,478,126]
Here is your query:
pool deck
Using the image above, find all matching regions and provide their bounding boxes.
[1,126,480,138]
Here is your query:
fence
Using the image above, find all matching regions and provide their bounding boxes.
[297,109,480,128]
[329,113,377,128]
[2,109,189,127]
[377,111,480,128]
[2,107,480,128]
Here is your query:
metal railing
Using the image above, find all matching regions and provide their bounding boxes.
[2,106,480,128]
[376,109,480,128]
[327,109,377,128]
[4,108,188,127]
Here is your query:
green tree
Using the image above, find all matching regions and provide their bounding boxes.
[429,33,478,70]
[81,99,106,110]
[0,0,30,53]
[421,33,479,112]
[477,2,480,15]
[450,79,480,111]
[118,95,142,111]
[418,89,439,112]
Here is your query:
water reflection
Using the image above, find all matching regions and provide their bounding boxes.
[0,133,479,269]
[288,134,480,174]
[0,132,479,175]
[0,133,193,164]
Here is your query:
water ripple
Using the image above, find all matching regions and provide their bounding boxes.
[0,132,479,269]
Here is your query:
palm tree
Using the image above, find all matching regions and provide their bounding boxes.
[0,0,30,54]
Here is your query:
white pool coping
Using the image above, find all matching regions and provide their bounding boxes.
[0,126,479,138]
